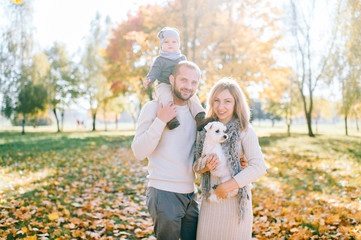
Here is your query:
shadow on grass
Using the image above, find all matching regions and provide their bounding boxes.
[0,133,133,152]
[257,133,308,147]
[0,131,134,169]
[315,136,361,162]
[265,151,344,193]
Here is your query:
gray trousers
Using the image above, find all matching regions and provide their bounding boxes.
[146,187,199,240]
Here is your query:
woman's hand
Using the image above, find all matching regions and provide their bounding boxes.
[197,153,219,174]
[214,178,239,199]
[240,156,248,169]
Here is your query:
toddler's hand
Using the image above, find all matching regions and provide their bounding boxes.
[157,102,177,124]
[143,79,151,88]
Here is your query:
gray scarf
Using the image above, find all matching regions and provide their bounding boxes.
[194,118,249,221]
[159,49,183,60]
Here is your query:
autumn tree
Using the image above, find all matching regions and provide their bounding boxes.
[44,42,78,132]
[0,0,44,134]
[104,5,161,109]
[329,0,361,136]
[105,0,283,115]
[311,97,333,134]
[104,95,125,130]
[14,81,48,133]
[285,0,336,137]
[80,13,112,131]
[350,101,361,131]
[148,0,284,98]
[2,53,49,134]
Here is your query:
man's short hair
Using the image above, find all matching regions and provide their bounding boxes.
[172,61,201,79]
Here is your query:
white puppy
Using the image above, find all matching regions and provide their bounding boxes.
[199,121,238,202]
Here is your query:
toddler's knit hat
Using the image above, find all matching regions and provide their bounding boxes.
[158,27,180,46]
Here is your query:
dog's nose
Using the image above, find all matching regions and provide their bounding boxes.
[223,135,228,139]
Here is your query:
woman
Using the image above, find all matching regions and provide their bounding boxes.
[194,78,267,240]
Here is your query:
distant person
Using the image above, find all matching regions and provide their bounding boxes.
[194,78,267,239]
[143,27,212,130]
[133,61,210,239]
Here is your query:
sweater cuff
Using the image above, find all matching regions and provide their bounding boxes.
[153,117,166,131]
[233,173,249,189]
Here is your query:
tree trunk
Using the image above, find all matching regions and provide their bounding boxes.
[181,0,189,57]
[22,111,26,135]
[356,114,359,131]
[92,112,96,131]
[103,103,107,131]
[300,92,315,137]
[61,111,64,132]
[286,117,292,137]
[305,111,315,137]
[115,113,118,129]
[316,119,318,134]
[345,114,348,136]
[287,123,291,137]
[53,108,60,132]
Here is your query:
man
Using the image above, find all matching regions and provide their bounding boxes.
[131,61,201,239]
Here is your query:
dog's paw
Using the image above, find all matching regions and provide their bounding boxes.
[227,189,238,198]
[208,193,220,203]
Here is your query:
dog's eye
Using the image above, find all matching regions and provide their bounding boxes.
[215,130,219,133]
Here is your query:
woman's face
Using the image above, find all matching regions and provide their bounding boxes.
[212,89,235,124]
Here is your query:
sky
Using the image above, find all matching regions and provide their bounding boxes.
[31,0,166,54]
[1,0,340,101]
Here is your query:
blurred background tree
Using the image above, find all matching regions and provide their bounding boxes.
[1,0,360,136]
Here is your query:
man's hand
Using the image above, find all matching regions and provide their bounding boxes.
[143,79,151,88]
[157,102,177,124]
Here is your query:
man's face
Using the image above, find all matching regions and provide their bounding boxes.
[170,66,199,102]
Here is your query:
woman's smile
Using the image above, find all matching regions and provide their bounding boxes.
[213,89,235,124]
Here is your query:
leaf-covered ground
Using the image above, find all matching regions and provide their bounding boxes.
[0,130,360,239]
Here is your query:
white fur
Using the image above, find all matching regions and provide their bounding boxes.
[199,121,238,202]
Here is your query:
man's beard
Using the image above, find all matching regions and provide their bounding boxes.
[173,81,193,101]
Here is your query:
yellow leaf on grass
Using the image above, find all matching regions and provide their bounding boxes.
[63,209,70,217]
[48,212,59,221]
[21,227,28,233]
[72,230,84,237]
[12,0,23,4]
[23,236,37,240]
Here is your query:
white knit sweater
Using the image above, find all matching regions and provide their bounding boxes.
[131,100,197,194]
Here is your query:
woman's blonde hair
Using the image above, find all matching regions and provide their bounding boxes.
[206,78,250,130]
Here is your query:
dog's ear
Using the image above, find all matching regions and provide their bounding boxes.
[204,122,213,131]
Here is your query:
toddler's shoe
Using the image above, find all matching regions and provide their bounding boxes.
[167,117,180,130]
[195,112,214,131]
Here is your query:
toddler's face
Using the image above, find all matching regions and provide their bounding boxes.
[161,37,179,52]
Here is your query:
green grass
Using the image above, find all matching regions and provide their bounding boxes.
[0,125,360,239]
